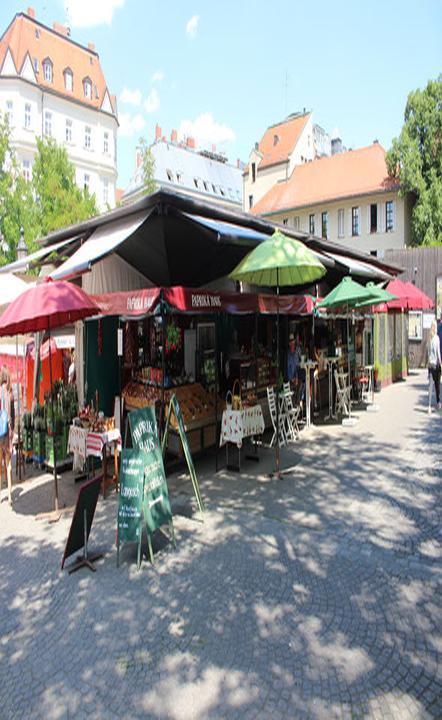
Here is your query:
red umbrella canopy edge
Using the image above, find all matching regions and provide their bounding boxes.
[0,278,100,337]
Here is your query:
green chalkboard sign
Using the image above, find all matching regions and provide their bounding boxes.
[162,394,205,515]
[118,449,145,545]
[126,407,176,565]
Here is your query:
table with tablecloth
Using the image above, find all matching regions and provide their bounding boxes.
[219,405,265,448]
[68,425,121,495]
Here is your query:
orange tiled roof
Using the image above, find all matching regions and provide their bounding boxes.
[251,143,398,215]
[256,113,311,169]
[0,12,116,115]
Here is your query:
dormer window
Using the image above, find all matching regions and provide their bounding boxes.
[273,134,279,146]
[83,78,92,99]
[64,68,73,92]
[43,58,53,83]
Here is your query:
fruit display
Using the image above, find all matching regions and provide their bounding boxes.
[122,381,160,409]
[78,405,115,432]
[166,384,216,430]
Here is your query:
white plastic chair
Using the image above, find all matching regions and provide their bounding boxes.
[334,370,351,416]
[282,382,300,440]
[267,386,287,447]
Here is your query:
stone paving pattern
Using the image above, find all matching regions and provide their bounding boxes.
[0,370,441,719]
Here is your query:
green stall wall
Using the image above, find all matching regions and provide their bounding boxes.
[373,311,407,387]
[85,317,119,417]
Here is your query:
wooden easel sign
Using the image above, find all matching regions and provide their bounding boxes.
[117,449,145,569]
[162,394,205,516]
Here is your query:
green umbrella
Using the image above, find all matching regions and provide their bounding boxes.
[353,282,397,308]
[317,276,380,422]
[229,230,326,475]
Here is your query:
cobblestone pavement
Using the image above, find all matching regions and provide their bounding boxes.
[0,370,441,719]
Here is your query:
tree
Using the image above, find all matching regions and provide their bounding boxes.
[138,136,157,195]
[0,122,98,267]
[386,75,442,246]
[31,137,98,237]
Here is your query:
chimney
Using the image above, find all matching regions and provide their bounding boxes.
[171,128,178,143]
[53,21,69,37]
[88,42,95,51]
[373,138,379,144]
[211,143,217,153]
[27,7,35,19]
[236,158,241,168]
[186,136,195,149]
[254,142,259,151]
[155,124,162,141]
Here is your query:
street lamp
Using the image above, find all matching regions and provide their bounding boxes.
[0,232,8,255]
[16,226,27,262]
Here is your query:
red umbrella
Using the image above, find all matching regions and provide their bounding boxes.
[402,281,433,310]
[0,279,99,512]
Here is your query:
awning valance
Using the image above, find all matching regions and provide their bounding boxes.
[91,286,317,318]
[0,235,81,275]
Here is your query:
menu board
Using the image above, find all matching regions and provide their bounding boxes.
[118,449,145,545]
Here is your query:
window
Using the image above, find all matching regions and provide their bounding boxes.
[44,110,52,137]
[65,119,72,143]
[321,211,328,239]
[370,204,378,233]
[309,213,315,235]
[386,200,394,232]
[43,59,53,83]
[351,206,360,236]
[83,78,92,99]
[203,181,210,192]
[273,134,279,146]
[176,172,182,184]
[84,126,91,149]
[103,177,109,204]
[193,178,199,189]
[251,162,256,183]
[83,173,90,191]
[293,216,300,230]
[6,100,13,126]
[248,195,253,209]
[282,218,288,226]
[64,69,73,92]
[103,132,109,154]
[22,159,31,182]
[338,208,345,238]
[219,187,226,196]
[33,58,39,74]
[166,169,174,182]
[24,103,31,129]
[212,183,217,194]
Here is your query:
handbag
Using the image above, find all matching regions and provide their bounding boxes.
[232,379,243,411]
[0,386,9,438]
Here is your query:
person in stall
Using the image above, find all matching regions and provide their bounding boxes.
[0,367,14,506]
[287,334,305,408]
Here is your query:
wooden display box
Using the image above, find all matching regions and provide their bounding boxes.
[167,428,202,458]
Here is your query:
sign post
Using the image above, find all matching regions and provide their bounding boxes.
[162,394,205,515]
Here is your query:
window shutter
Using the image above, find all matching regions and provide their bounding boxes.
[366,205,371,234]
[348,208,353,236]
[392,200,396,231]
[377,203,381,233]
[379,203,385,233]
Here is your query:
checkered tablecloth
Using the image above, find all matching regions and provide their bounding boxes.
[219,405,265,448]
[68,425,121,469]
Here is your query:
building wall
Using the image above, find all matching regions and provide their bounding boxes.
[288,115,314,173]
[267,190,405,255]
[0,77,117,209]
[244,154,288,210]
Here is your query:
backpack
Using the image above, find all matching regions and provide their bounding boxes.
[0,385,9,438]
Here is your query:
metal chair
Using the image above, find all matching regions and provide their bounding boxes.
[282,382,300,440]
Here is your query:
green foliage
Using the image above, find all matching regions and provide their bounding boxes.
[138,136,157,195]
[386,75,442,246]
[0,121,98,267]
[32,136,98,237]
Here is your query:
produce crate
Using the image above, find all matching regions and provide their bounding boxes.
[32,431,46,463]
[167,428,201,458]
[45,434,63,467]
[23,428,33,453]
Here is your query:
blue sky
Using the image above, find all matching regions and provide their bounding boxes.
[1,1,441,190]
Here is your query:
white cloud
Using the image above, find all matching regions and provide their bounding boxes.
[118,112,146,137]
[186,14,199,39]
[120,87,142,106]
[151,71,164,83]
[178,113,235,146]
[144,88,160,114]
[64,0,125,28]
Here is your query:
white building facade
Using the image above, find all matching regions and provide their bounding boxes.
[0,8,118,210]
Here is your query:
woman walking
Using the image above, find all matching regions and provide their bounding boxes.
[428,320,441,413]
[0,367,14,504]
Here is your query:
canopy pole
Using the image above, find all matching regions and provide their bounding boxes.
[215,314,219,473]
[15,336,21,482]
[161,290,166,444]
[347,302,351,419]
[48,319,59,512]
[276,268,280,477]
